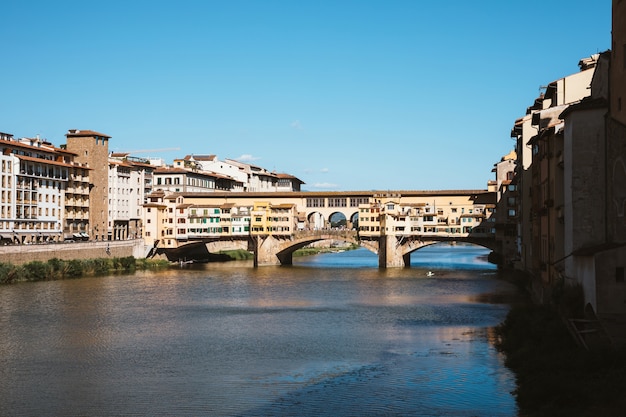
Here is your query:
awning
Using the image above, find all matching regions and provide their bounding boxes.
[73,233,82,238]
[80,233,89,238]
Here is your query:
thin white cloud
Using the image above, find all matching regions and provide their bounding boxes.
[236,154,261,162]
[320,167,329,173]
[290,120,303,130]
[312,182,339,189]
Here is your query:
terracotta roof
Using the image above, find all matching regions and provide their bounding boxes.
[0,138,62,154]
[16,154,78,169]
[65,129,111,138]
[183,154,216,161]
[174,189,490,199]
[276,173,305,183]
[109,160,133,168]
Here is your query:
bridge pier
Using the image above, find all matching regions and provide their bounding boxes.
[253,235,289,267]
[249,231,497,269]
[379,234,407,268]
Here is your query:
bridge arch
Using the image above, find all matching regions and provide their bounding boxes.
[397,236,498,267]
[255,230,378,266]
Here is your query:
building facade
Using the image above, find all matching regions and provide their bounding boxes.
[509,55,597,300]
[64,129,110,241]
[142,190,495,251]
[501,1,626,345]
[0,133,84,244]
[492,150,518,266]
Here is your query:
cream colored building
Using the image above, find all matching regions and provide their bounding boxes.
[143,190,495,250]
[153,166,242,193]
[108,154,154,240]
[0,133,81,244]
[175,155,304,192]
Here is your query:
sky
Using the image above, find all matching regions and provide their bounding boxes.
[1,1,611,191]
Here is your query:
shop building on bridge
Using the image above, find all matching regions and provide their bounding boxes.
[142,190,496,251]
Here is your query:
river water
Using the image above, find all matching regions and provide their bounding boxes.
[0,244,519,416]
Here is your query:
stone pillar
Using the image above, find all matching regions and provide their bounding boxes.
[378,234,406,268]
[253,235,283,267]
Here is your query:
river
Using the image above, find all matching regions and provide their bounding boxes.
[0,244,519,416]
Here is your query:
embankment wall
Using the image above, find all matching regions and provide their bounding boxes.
[0,240,149,265]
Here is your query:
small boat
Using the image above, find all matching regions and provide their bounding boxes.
[426,271,435,277]
[179,259,194,267]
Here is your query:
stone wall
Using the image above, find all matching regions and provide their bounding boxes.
[0,239,149,265]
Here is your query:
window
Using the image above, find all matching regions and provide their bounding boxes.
[328,198,347,207]
[306,198,325,208]
[350,197,369,207]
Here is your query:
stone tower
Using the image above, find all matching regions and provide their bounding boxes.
[64,129,110,241]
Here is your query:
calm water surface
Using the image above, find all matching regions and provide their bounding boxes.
[0,244,519,416]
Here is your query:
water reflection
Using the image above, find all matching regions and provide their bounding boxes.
[0,243,518,416]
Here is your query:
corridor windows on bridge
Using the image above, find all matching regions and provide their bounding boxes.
[328,198,346,207]
[306,198,325,208]
[350,197,368,207]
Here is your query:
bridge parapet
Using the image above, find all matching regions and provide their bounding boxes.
[293,229,358,240]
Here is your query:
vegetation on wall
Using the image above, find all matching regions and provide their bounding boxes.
[0,257,170,284]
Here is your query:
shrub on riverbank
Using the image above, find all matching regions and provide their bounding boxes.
[218,249,254,260]
[0,257,170,284]
[495,303,626,416]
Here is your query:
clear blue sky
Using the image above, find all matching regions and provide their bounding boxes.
[1,1,611,191]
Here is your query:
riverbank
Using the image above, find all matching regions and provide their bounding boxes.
[0,257,170,284]
[495,298,626,416]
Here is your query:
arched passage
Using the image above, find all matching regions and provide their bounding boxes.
[349,211,359,230]
[307,212,325,230]
[329,211,347,229]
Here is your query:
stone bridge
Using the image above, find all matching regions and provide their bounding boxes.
[252,229,498,268]
[165,230,497,268]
